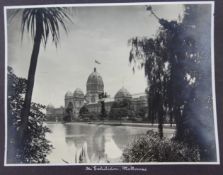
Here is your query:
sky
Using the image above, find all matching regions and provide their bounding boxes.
[7,4,184,107]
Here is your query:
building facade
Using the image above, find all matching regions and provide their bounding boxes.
[46,67,148,121]
[46,104,65,121]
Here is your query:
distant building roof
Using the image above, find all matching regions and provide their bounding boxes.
[65,90,73,99]
[46,103,55,109]
[131,92,147,99]
[115,87,132,101]
[73,88,84,98]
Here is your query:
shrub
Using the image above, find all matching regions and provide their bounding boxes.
[122,130,200,162]
[7,67,52,163]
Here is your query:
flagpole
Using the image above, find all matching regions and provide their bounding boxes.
[94,59,101,71]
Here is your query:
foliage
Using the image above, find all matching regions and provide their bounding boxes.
[122,130,200,162]
[100,101,107,120]
[109,99,134,120]
[129,33,170,138]
[79,105,91,121]
[79,105,89,116]
[88,111,100,121]
[179,5,215,161]
[79,109,100,121]
[109,108,129,120]
[63,114,72,122]
[128,5,215,160]
[7,67,52,163]
[19,8,71,47]
[64,103,73,122]
[136,107,147,120]
[98,92,108,120]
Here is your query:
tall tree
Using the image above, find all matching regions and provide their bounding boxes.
[128,5,215,160]
[99,92,108,122]
[180,4,215,161]
[15,8,71,159]
[129,31,169,138]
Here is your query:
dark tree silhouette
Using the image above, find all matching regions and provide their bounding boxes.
[79,105,89,116]
[128,4,215,161]
[109,99,133,121]
[99,92,108,121]
[64,103,73,122]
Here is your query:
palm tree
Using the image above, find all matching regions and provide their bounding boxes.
[17,8,71,154]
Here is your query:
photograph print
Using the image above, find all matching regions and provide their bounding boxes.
[4,1,219,165]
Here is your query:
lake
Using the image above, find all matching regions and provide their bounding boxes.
[46,122,175,164]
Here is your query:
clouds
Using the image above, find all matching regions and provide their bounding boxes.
[7,4,184,107]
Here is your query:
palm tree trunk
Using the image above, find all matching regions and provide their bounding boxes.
[18,22,42,160]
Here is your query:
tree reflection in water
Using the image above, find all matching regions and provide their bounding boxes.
[46,123,173,163]
[64,125,122,163]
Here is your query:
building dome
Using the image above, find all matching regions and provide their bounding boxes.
[65,91,73,99]
[73,88,84,98]
[46,104,55,109]
[46,104,55,115]
[86,67,104,93]
[115,87,132,101]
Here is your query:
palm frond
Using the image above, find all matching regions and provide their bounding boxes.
[20,7,71,47]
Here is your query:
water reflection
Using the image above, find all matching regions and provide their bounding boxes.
[46,123,174,164]
[63,124,122,163]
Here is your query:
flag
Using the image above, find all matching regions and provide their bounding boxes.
[95,60,101,64]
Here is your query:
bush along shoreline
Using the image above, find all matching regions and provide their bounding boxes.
[122,130,200,162]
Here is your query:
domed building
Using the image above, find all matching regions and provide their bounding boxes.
[64,90,73,107]
[64,88,85,119]
[73,88,84,96]
[73,88,85,117]
[114,87,132,101]
[61,68,105,120]
[46,67,148,122]
[86,67,104,104]
[46,104,55,116]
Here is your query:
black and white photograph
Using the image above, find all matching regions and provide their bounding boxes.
[4,1,219,165]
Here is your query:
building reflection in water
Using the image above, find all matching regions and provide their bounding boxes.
[46,123,174,164]
[64,124,123,163]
